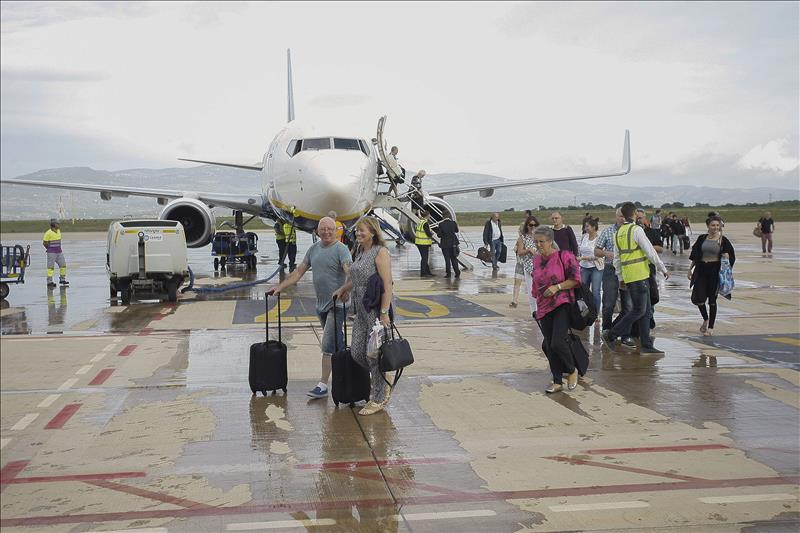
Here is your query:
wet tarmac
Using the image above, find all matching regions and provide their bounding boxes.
[1,222,798,532]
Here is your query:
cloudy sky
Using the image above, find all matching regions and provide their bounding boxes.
[1,1,798,189]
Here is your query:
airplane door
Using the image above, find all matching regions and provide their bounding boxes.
[375,115,402,180]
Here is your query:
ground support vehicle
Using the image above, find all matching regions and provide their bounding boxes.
[0,244,31,300]
[107,220,189,304]
[211,231,259,271]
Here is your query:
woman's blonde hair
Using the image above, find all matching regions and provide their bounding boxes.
[357,216,386,247]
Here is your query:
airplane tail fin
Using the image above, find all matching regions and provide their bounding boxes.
[287,49,295,122]
[621,129,631,173]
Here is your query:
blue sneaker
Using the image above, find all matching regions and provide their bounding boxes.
[307,386,328,399]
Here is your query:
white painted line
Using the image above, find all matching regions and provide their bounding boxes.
[93,527,167,533]
[75,365,93,375]
[38,394,61,408]
[161,307,171,314]
[11,413,39,431]
[699,493,797,504]
[549,501,650,512]
[90,352,108,363]
[392,510,498,521]
[0,438,11,449]
[101,343,118,353]
[57,378,78,390]
[227,519,336,530]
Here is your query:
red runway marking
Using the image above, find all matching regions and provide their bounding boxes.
[2,475,796,527]
[87,480,214,510]
[88,368,115,386]
[585,444,729,455]
[546,456,704,482]
[117,345,138,357]
[6,471,145,485]
[44,403,82,429]
[295,457,453,470]
[137,328,153,336]
[0,460,30,493]
[341,469,475,498]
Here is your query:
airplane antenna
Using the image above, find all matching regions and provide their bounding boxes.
[287,49,295,122]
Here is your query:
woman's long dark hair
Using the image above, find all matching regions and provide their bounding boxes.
[523,215,540,235]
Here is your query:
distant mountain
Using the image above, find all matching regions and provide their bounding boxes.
[1,166,797,220]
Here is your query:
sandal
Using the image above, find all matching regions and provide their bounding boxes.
[700,321,708,333]
[545,383,563,394]
[567,370,579,390]
[703,329,713,337]
[358,401,385,416]
[509,301,518,308]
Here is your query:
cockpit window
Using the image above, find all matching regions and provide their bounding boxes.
[333,138,361,151]
[286,139,301,156]
[301,138,331,151]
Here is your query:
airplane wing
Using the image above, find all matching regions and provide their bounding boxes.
[177,158,263,171]
[0,178,265,214]
[425,130,630,198]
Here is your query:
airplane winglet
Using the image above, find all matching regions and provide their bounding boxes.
[178,158,263,171]
[622,129,631,174]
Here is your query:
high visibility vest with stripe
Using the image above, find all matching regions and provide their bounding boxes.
[335,221,344,241]
[282,223,297,244]
[43,229,63,253]
[615,223,650,283]
[415,220,432,245]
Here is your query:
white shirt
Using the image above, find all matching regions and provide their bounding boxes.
[579,233,604,270]
[490,221,501,241]
[613,223,667,281]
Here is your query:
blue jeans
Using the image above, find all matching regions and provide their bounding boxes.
[601,265,631,331]
[610,279,653,349]
[580,266,603,313]
[490,239,503,268]
[317,305,345,355]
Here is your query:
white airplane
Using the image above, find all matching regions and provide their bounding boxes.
[3,50,630,248]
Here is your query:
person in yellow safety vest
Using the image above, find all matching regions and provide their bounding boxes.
[414,210,434,277]
[328,211,345,242]
[602,201,669,355]
[274,222,287,269]
[42,218,68,288]
[282,220,298,272]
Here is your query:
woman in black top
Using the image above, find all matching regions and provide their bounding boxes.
[688,216,735,336]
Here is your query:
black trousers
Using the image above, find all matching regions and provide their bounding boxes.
[441,246,460,276]
[416,244,432,275]
[540,304,576,384]
[276,240,287,265]
[286,243,297,269]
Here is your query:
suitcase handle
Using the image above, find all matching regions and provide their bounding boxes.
[265,291,281,343]
[331,295,346,351]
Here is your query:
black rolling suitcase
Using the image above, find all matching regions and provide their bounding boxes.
[330,300,370,407]
[249,291,288,395]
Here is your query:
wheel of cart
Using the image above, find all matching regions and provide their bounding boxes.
[0,244,31,300]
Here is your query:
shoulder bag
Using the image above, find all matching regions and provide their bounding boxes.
[378,322,414,385]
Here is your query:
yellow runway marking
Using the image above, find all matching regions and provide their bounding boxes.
[766,337,800,347]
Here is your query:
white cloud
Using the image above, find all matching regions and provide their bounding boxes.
[738,139,799,173]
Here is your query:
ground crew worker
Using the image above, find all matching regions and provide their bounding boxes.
[43,218,68,288]
[415,211,434,277]
[328,211,345,243]
[274,222,287,268]
[602,202,669,354]
[282,220,298,272]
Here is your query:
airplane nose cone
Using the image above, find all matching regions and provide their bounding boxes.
[282,151,366,217]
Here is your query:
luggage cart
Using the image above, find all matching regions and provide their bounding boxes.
[211,231,259,271]
[0,244,31,300]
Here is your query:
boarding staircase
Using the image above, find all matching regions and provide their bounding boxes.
[373,193,473,271]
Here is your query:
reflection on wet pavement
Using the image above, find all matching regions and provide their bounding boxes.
[1,223,798,531]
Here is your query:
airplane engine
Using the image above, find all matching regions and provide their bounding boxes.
[159,198,216,248]
[398,195,457,241]
[422,196,457,224]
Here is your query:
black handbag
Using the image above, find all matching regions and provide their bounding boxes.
[648,265,660,305]
[499,243,508,263]
[378,322,414,385]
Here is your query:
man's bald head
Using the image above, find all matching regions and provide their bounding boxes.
[317,217,337,244]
